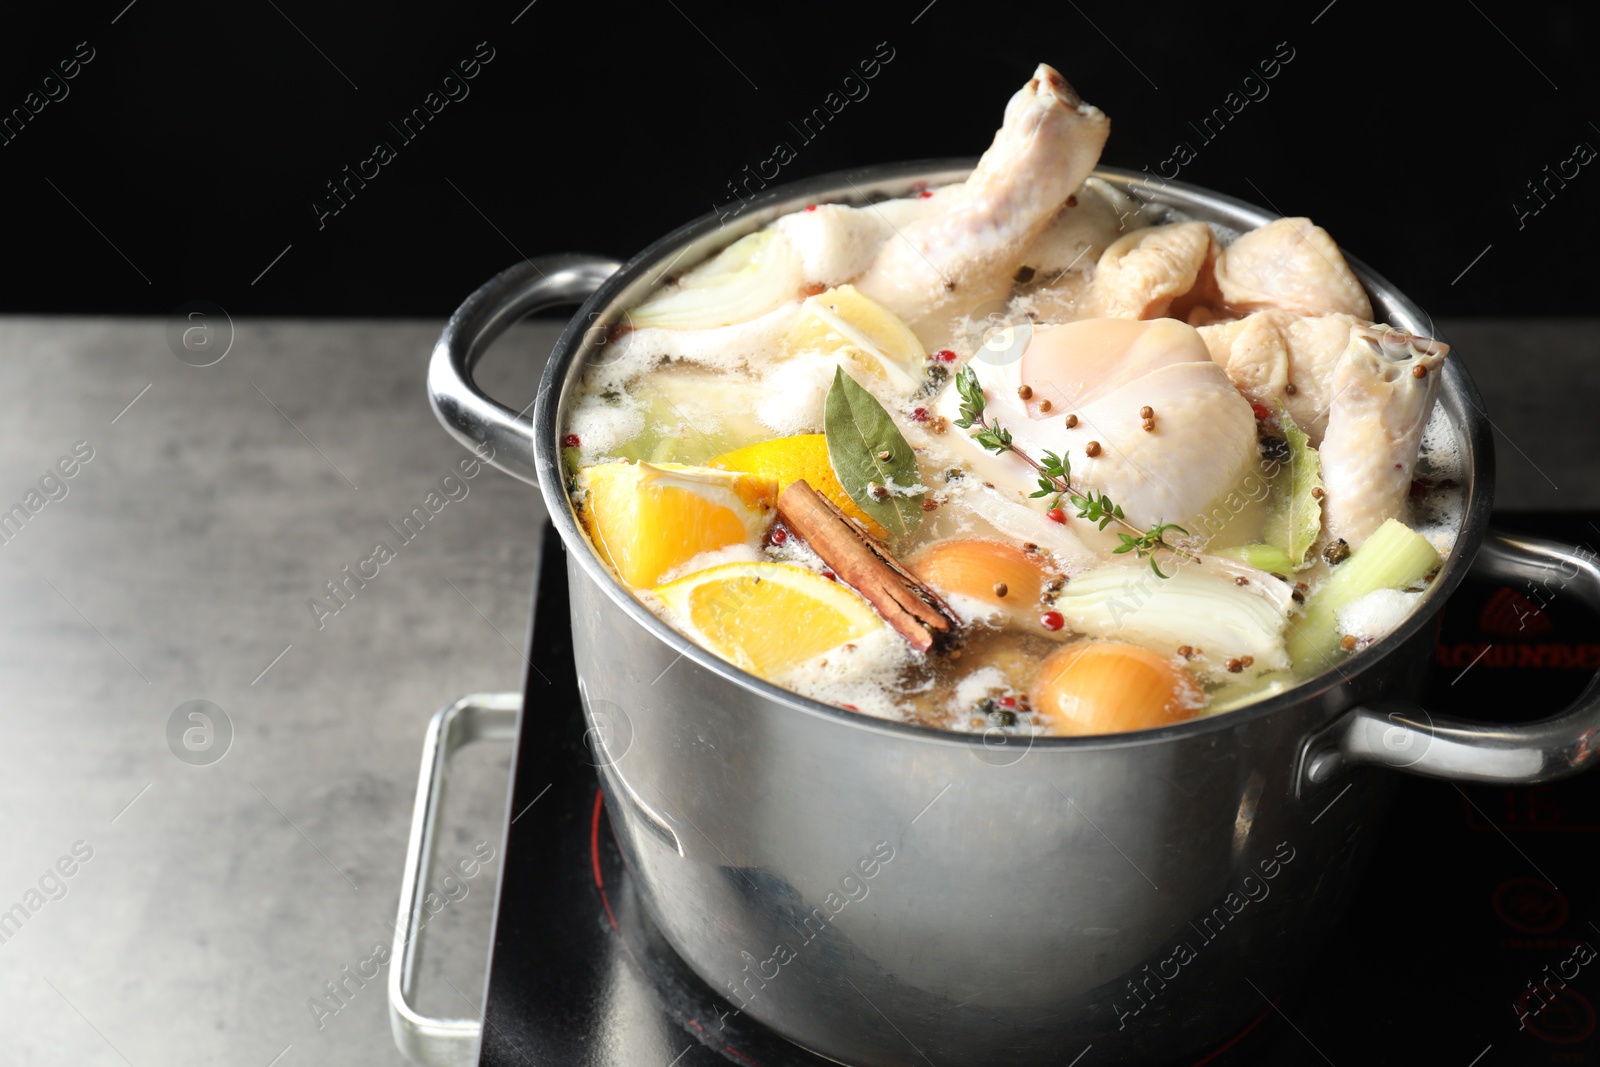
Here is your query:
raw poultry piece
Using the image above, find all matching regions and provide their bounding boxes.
[934,318,1258,534]
[854,64,1110,339]
[1198,310,1366,445]
[1089,221,1218,320]
[1319,325,1448,548]
[1210,217,1373,320]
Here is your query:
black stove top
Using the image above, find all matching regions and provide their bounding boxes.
[478,514,1600,1066]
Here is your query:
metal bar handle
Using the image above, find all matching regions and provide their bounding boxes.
[388,693,520,1067]
[1306,530,1600,787]
[428,255,620,486]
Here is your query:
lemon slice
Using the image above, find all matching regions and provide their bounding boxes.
[576,462,776,588]
[654,562,884,680]
[712,434,884,536]
[786,284,924,391]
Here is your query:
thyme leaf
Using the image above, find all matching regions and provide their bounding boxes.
[953,365,1191,577]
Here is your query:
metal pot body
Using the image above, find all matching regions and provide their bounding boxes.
[573,556,1413,1064]
[428,162,1600,1066]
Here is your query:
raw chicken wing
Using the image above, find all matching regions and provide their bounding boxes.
[1198,310,1365,444]
[1211,217,1373,320]
[854,65,1109,338]
[1320,325,1448,548]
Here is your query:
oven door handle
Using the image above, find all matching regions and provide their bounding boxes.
[428,255,620,486]
[1303,530,1600,788]
[388,693,520,1067]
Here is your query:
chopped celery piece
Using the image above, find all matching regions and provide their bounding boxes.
[1288,518,1440,672]
[1217,543,1294,576]
[1262,409,1324,568]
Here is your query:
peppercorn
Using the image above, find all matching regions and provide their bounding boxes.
[1323,538,1351,565]
[1260,435,1290,464]
[1038,399,1053,413]
[877,450,892,461]
[1085,441,1102,458]
[1013,265,1036,284]
[1340,634,1358,652]
[1235,576,1249,586]
[1064,414,1079,428]
[1285,382,1298,396]
[1140,406,1154,419]
[1311,486,1326,500]
[1412,364,1428,379]
[1177,644,1193,658]
[1240,655,1254,668]
[993,582,1009,598]
[1142,418,1155,432]
[1017,385,1034,400]
[1226,658,1243,673]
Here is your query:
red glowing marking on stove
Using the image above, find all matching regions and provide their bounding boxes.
[591,789,618,931]
[1188,998,1278,1066]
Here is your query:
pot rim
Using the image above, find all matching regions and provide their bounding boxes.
[533,158,1496,752]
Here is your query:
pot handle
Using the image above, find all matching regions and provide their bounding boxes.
[1304,529,1600,787]
[429,255,621,486]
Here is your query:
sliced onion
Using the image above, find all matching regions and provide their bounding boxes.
[1053,560,1289,671]
[627,231,802,330]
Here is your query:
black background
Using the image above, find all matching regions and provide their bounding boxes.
[2,0,1596,319]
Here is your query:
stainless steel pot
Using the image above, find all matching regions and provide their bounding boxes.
[429,162,1600,1065]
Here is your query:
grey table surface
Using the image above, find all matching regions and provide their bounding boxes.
[0,316,1595,1066]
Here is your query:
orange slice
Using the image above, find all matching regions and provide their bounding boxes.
[653,562,883,680]
[576,462,776,588]
[711,434,884,537]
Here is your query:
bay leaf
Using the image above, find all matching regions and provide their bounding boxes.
[824,367,923,541]
[1263,408,1324,568]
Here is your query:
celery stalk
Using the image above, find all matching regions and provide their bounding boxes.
[1217,543,1294,576]
[1288,518,1440,672]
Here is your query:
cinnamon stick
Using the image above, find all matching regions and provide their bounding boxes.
[777,480,960,654]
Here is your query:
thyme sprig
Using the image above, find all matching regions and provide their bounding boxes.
[953,365,1193,578]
